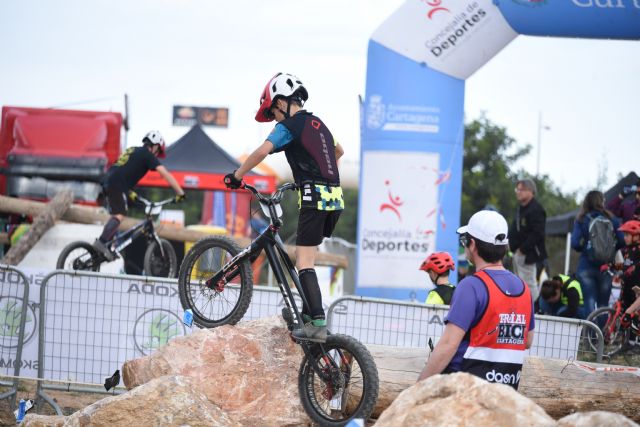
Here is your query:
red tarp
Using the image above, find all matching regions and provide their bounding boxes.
[0,106,121,164]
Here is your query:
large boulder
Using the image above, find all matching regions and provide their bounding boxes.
[23,375,240,427]
[374,372,555,427]
[123,316,309,426]
[556,411,639,427]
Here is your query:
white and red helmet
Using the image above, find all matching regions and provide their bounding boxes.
[255,73,308,122]
[142,130,166,158]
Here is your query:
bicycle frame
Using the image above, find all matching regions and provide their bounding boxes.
[207,183,343,380]
[207,184,309,330]
[103,197,172,259]
[603,300,624,340]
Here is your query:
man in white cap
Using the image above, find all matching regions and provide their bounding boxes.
[418,210,535,390]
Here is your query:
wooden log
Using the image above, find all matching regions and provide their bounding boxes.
[0,195,348,268]
[1,189,74,265]
[0,233,7,245]
[367,345,640,422]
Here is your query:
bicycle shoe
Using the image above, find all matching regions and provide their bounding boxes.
[93,239,116,262]
[292,319,327,343]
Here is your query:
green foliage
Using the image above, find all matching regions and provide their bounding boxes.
[462,117,579,276]
[461,117,578,222]
[461,116,530,222]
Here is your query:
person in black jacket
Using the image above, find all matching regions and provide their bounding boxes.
[94,131,185,260]
[508,179,548,303]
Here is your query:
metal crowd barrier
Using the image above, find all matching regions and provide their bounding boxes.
[0,264,30,409]
[35,270,286,414]
[0,264,604,416]
[327,296,604,363]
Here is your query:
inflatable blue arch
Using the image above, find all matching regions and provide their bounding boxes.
[356,0,640,300]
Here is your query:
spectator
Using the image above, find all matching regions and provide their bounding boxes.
[418,210,535,390]
[539,274,588,319]
[508,179,548,303]
[420,252,456,305]
[571,190,624,313]
[606,180,640,223]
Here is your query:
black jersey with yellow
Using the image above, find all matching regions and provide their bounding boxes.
[272,111,344,211]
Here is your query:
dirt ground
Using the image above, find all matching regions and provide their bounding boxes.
[1,379,117,419]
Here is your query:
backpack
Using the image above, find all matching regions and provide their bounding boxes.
[585,214,616,264]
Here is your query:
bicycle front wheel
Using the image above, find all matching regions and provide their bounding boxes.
[56,241,101,272]
[178,236,253,328]
[298,334,379,426]
[586,307,629,358]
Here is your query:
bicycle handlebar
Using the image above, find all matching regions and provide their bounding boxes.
[135,196,176,208]
[242,182,298,204]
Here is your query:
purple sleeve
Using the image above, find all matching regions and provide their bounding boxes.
[606,195,622,217]
[445,276,487,331]
[529,293,536,330]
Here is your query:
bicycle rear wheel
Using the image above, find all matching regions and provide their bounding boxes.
[144,238,178,278]
[298,334,379,426]
[56,241,101,272]
[586,307,629,358]
[178,236,253,328]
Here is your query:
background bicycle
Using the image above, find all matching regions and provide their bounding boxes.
[57,195,179,278]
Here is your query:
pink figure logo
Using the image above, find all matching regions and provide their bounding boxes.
[380,180,404,221]
[423,0,449,19]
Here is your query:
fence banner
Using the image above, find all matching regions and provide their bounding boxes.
[0,268,42,378]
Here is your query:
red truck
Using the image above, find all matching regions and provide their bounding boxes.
[0,106,122,204]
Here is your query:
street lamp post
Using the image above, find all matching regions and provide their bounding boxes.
[536,111,550,176]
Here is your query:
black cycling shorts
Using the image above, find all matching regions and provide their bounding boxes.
[105,187,128,215]
[296,208,341,246]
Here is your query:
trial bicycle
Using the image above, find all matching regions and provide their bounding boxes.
[57,195,178,278]
[586,299,632,358]
[177,182,379,426]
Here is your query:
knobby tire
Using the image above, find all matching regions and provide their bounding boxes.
[144,238,178,278]
[178,235,253,328]
[298,334,379,426]
[56,241,101,272]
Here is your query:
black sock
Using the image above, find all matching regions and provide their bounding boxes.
[99,217,121,243]
[298,268,324,320]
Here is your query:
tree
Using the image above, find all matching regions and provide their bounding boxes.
[461,116,530,223]
[461,116,578,222]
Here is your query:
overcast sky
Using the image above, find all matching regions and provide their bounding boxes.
[2,0,638,198]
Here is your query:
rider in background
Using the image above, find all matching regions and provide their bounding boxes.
[94,131,185,260]
[602,220,640,313]
[225,73,344,343]
[420,252,456,305]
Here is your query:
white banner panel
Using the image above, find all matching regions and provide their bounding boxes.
[371,0,517,80]
[357,151,439,289]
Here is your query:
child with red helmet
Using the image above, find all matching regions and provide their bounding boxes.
[420,252,456,305]
[225,73,344,343]
[612,220,640,334]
